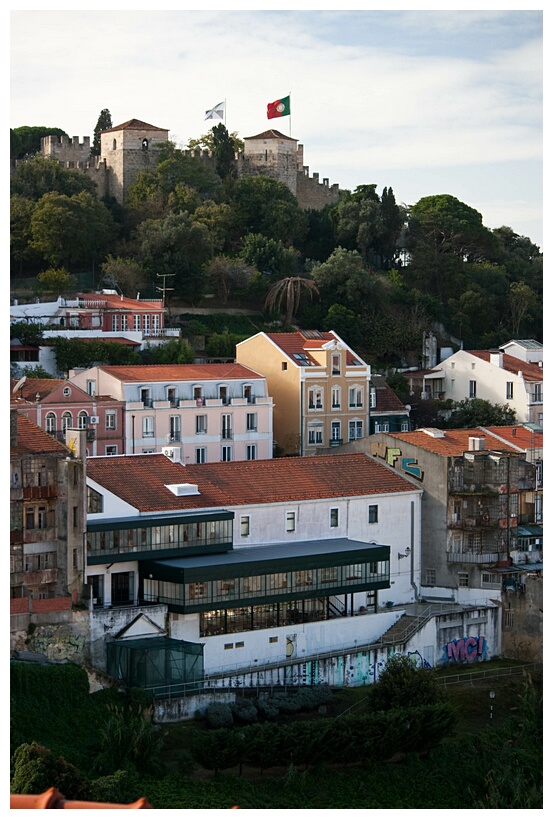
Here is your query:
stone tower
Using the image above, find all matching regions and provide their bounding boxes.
[241,129,301,196]
[100,118,169,204]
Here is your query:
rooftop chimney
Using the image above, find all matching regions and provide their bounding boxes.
[489,349,504,368]
[468,436,486,451]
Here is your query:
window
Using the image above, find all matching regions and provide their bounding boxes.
[152,314,160,333]
[331,386,341,408]
[282,361,287,370]
[368,504,378,524]
[37,507,48,529]
[349,386,363,408]
[458,572,469,588]
[45,413,56,433]
[77,411,88,430]
[308,425,323,445]
[111,315,118,332]
[169,415,181,441]
[86,380,96,396]
[143,315,150,333]
[401,420,410,432]
[506,382,514,400]
[196,414,207,434]
[426,569,437,585]
[196,447,207,464]
[121,314,128,331]
[133,314,141,331]
[349,420,363,441]
[243,384,252,402]
[105,412,116,430]
[140,388,152,407]
[331,421,341,442]
[62,411,73,431]
[246,412,257,431]
[381,421,390,433]
[482,572,501,587]
[374,422,381,433]
[330,508,339,528]
[240,515,250,537]
[221,413,232,439]
[221,445,232,462]
[533,384,542,402]
[142,416,154,437]
[25,507,35,530]
[332,353,341,375]
[106,445,118,455]
[308,386,323,409]
[504,610,514,628]
[246,444,257,461]
[63,386,71,397]
[219,385,228,403]
[450,362,455,369]
[286,511,296,532]
[370,387,377,408]
[471,362,476,370]
[72,548,78,568]
[167,387,177,406]
[87,487,104,514]
[469,380,477,398]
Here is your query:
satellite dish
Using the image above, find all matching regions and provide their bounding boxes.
[12,376,27,394]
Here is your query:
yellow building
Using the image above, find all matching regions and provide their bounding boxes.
[236,330,371,456]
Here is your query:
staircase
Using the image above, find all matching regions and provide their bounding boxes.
[378,610,432,647]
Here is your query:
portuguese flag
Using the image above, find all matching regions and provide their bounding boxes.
[267,95,291,119]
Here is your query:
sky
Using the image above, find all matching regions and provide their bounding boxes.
[10,4,543,251]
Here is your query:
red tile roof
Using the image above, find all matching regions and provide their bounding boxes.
[101,118,167,133]
[75,293,164,311]
[388,428,521,456]
[87,452,417,512]
[10,788,151,809]
[466,350,543,381]
[97,363,264,382]
[371,376,409,413]
[266,332,365,367]
[244,129,296,141]
[10,378,64,401]
[481,426,543,450]
[11,413,69,456]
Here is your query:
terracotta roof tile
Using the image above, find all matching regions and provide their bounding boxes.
[466,350,543,381]
[481,426,543,450]
[388,428,521,457]
[101,118,167,134]
[10,378,64,401]
[244,129,296,141]
[87,452,417,512]
[75,292,164,310]
[266,332,365,367]
[11,413,69,456]
[97,363,263,382]
[371,376,408,413]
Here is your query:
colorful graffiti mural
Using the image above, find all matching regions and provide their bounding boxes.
[369,442,424,482]
[442,636,488,664]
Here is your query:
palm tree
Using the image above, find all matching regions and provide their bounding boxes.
[264,277,319,327]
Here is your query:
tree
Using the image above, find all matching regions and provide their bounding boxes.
[230,176,307,244]
[264,276,319,326]
[210,123,238,180]
[10,320,44,347]
[407,194,497,262]
[100,255,150,298]
[135,212,212,302]
[30,191,118,270]
[10,126,68,160]
[239,233,296,278]
[139,338,195,365]
[369,654,445,712]
[310,247,383,314]
[10,743,90,799]
[10,195,40,275]
[187,129,244,154]
[11,157,98,201]
[91,109,112,156]
[507,281,537,337]
[37,267,76,296]
[205,256,259,303]
[443,398,517,428]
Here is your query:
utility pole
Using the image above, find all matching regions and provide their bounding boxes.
[156,273,175,308]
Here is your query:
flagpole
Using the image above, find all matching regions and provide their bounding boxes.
[224,98,227,128]
[289,91,291,137]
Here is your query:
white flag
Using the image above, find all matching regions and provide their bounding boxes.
[205,101,225,121]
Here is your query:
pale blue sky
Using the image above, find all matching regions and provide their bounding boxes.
[10,6,543,250]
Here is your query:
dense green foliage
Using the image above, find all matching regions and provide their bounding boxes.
[10,662,541,808]
[11,126,542,366]
[92,109,112,157]
[11,126,68,160]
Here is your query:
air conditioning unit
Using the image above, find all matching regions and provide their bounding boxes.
[162,446,175,460]
[89,416,99,425]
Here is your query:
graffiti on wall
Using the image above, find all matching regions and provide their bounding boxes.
[407,649,432,669]
[369,442,424,482]
[442,636,488,664]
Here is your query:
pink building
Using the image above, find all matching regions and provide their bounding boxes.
[10,377,125,457]
[68,363,274,462]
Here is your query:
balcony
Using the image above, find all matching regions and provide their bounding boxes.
[329,438,343,447]
[23,485,57,500]
[168,433,181,443]
[221,430,233,440]
[447,552,501,564]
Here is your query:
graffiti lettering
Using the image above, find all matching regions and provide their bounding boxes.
[401,457,424,481]
[369,441,387,459]
[443,636,487,664]
[387,448,401,468]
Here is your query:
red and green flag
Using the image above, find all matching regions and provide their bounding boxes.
[267,95,290,119]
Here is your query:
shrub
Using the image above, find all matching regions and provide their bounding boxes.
[205,703,234,729]
[231,698,258,724]
[89,770,142,804]
[10,743,90,799]
[93,703,166,776]
[369,654,445,712]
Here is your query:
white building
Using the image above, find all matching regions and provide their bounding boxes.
[408,341,543,426]
[69,363,274,462]
[84,452,423,680]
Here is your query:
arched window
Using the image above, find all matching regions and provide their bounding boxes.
[78,411,88,430]
[45,412,56,433]
[112,139,117,150]
[62,411,73,431]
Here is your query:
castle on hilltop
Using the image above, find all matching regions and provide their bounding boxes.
[38,119,342,210]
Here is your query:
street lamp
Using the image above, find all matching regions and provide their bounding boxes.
[489,690,496,721]
[398,546,411,560]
